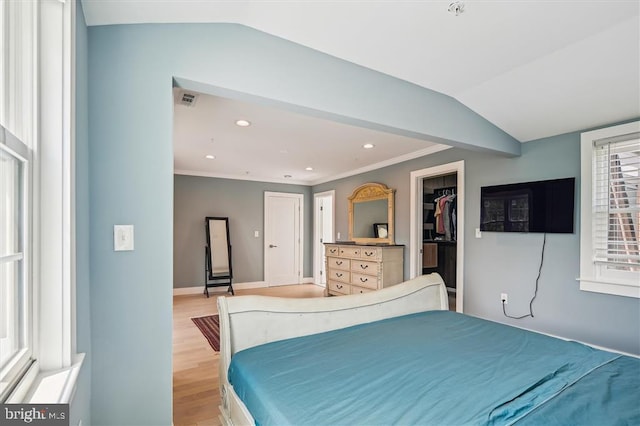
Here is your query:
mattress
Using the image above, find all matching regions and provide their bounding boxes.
[228,310,640,425]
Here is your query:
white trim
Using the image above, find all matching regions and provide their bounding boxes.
[579,121,640,298]
[577,277,640,299]
[27,353,84,404]
[173,279,319,296]
[173,281,268,295]
[313,190,335,287]
[409,160,465,312]
[174,169,312,186]
[174,145,452,187]
[0,253,24,263]
[5,360,39,403]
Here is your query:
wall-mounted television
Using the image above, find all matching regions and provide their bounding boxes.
[480,177,575,233]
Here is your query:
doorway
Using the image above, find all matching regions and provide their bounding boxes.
[264,192,304,286]
[410,161,465,312]
[313,190,335,287]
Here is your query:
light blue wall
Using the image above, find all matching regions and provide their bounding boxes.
[314,125,640,355]
[88,23,519,424]
[71,2,91,425]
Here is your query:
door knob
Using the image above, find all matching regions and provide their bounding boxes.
[269,244,278,248]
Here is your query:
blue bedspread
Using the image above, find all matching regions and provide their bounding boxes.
[228,311,640,425]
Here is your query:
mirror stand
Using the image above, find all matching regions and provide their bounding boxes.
[204,217,234,297]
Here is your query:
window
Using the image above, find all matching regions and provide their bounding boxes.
[0,0,35,400]
[1,0,82,403]
[580,121,640,298]
[0,128,32,401]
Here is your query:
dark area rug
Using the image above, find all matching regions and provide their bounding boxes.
[191,314,220,351]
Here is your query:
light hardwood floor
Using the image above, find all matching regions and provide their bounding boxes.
[173,284,326,426]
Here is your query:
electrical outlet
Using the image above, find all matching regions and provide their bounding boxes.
[501,293,508,304]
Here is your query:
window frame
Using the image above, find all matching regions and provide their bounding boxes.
[0,126,33,402]
[579,120,640,298]
[1,0,83,403]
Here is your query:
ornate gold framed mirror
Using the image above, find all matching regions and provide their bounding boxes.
[348,182,395,244]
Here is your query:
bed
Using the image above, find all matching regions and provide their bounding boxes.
[216,273,640,425]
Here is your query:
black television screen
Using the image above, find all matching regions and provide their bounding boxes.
[480,177,575,233]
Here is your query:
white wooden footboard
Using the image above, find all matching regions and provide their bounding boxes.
[217,273,448,425]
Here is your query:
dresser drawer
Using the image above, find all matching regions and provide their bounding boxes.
[351,272,379,290]
[327,269,350,283]
[326,245,340,256]
[351,286,374,295]
[339,246,361,258]
[327,257,350,271]
[351,260,379,275]
[360,247,381,260]
[328,280,350,295]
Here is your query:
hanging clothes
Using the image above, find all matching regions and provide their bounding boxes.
[434,196,443,234]
[445,194,457,241]
[450,195,457,241]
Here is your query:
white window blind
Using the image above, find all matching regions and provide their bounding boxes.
[592,135,640,273]
[580,121,640,298]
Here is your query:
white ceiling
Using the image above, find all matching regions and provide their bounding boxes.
[82,0,640,184]
[173,90,448,185]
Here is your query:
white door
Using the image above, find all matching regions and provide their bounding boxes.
[264,192,303,286]
[314,191,335,286]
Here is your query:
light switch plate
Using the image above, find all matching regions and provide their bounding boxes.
[114,225,134,251]
[475,228,482,239]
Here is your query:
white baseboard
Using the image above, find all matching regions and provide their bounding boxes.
[173,277,319,295]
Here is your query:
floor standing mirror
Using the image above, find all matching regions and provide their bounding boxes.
[204,217,234,297]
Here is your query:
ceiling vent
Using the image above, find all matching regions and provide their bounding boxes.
[178,91,199,107]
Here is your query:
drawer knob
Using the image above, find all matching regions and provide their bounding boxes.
[360,277,368,282]
[360,264,368,269]
[336,273,343,277]
[336,261,343,265]
[337,284,343,289]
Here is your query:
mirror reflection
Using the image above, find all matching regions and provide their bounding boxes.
[353,199,388,238]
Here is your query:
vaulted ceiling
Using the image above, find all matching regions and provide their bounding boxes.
[82,1,640,184]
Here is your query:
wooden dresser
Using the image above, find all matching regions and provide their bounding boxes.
[325,243,404,296]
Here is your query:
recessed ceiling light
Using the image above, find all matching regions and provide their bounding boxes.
[235,119,251,127]
[363,143,375,149]
[205,154,215,159]
[305,167,313,171]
